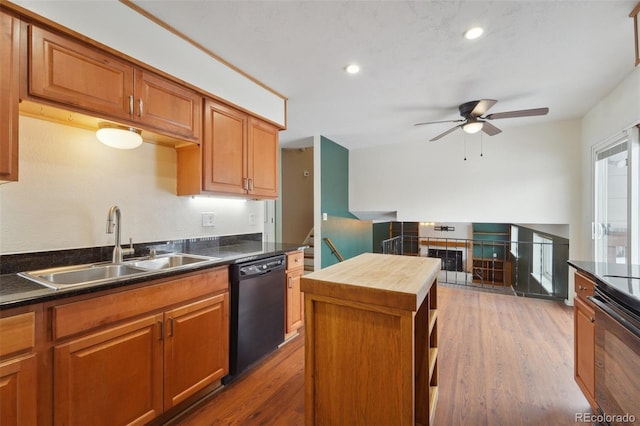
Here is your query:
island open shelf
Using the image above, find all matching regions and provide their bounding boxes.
[301,253,440,425]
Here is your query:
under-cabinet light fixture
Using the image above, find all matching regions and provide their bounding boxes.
[96,123,143,149]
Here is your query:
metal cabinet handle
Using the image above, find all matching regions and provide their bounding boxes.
[168,317,174,336]
[138,99,143,117]
[589,316,595,323]
[243,178,249,190]
[288,276,293,288]
[578,285,584,291]
[248,178,254,191]
[129,95,134,115]
[158,320,164,340]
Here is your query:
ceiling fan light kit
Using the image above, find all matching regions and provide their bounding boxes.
[414,99,549,141]
[462,119,483,134]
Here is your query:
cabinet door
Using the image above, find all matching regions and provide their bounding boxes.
[134,69,201,142]
[29,26,133,119]
[574,295,596,409]
[286,269,304,334]
[0,355,37,426]
[0,11,21,182]
[202,99,247,195]
[164,293,229,409]
[54,314,163,426]
[247,117,279,199]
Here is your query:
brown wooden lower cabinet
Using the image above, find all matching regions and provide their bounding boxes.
[573,272,596,410]
[0,309,38,426]
[164,293,229,409]
[285,250,305,339]
[48,267,229,425]
[54,314,164,426]
[0,354,37,425]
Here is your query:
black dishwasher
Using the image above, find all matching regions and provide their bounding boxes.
[224,255,286,384]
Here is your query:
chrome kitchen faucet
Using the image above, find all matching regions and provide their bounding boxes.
[106,205,134,263]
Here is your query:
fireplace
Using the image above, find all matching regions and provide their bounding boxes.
[428,249,463,272]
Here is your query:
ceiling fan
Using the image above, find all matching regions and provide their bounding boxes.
[414,99,549,141]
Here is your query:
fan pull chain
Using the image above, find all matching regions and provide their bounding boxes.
[464,132,467,161]
[480,132,484,157]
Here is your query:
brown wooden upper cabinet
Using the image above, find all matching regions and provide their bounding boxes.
[0,11,22,182]
[178,99,278,199]
[202,100,249,196]
[29,26,201,143]
[247,116,279,199]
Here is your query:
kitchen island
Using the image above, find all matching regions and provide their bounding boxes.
[301,253,441,426]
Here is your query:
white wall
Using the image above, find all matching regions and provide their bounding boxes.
[579,66,640,261]
[349,119,581,225]
[0,117,264,254]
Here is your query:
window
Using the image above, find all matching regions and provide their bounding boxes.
[532,233,553,293]
[510,225,518,257]
[593,127,640,264]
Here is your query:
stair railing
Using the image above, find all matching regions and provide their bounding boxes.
[323,237,344,262]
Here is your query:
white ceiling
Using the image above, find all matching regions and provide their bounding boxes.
[132,0,637,150]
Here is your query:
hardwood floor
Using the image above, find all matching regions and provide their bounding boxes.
[168,285,591,425]
[434,284,591,425]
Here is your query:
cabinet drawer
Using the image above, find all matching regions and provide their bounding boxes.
[575,272,595,300]
[287,251,304,271]
[52,267,229,340]
[0,312,35,358]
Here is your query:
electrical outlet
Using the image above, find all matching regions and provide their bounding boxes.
[249,213,256,226]
[202,212,215,227]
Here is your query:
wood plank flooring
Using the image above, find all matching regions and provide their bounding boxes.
[167,285,591,425]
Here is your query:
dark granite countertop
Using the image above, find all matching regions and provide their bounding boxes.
[0,241,306,310]
[568,260,640,311]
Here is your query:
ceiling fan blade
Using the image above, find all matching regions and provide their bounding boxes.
[470,99,498,117]
[484,107,549,120]
[481,121,502,136]
[414,119,464,126]
[430,125,461,141]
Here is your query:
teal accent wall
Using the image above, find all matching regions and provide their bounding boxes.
[322,216,372,268]
[472,223,510,258]
[320,136,370,268]
[321,136,356,219]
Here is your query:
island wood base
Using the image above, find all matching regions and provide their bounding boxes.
[301,253,440,425]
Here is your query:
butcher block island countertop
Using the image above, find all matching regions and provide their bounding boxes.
[301,253,441,426]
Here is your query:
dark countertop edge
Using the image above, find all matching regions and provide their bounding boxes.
[0,243,307,310]
[567,260,640,311]
[567,260,640,282]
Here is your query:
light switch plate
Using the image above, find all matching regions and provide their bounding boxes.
[202,212,215,227]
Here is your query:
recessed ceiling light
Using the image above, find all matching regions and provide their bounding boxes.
[345,64,360,74]
[464,27,484,40]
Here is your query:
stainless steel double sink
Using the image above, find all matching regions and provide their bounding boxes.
[19,253,221,290]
